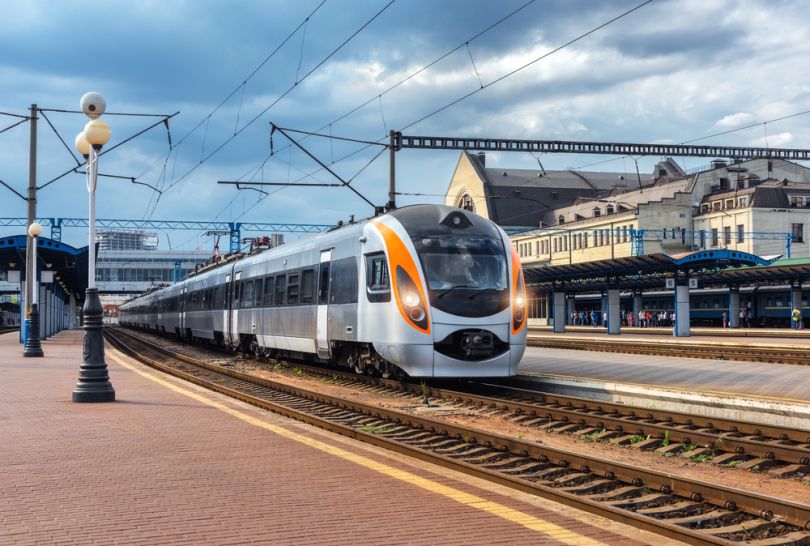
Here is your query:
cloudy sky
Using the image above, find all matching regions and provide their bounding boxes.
[1,0,809,250]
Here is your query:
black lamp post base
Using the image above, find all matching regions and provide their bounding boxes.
[73,288,115,403]
[23,304,44,358]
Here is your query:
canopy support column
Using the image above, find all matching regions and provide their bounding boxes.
[729,286,740,328]
[552,291,566,333]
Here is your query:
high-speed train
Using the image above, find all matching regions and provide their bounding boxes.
[119,204,527,377]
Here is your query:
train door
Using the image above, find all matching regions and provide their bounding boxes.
[228,271,242,346]
[316,250,332,358]
[180,285,187,335]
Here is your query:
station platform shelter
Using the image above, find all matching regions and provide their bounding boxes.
[0,234,90,342]
[523,249,810,337]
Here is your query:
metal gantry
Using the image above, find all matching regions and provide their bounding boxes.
[0,217,334,253]
[395,133,810,161]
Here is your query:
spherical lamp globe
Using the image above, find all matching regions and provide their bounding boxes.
[84,119,111,147]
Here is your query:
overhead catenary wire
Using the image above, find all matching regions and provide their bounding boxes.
[259,0,652,197]
[147,0,396,218]
[36,112,179,191]
[573,108,810,171]
[399,0,654,132]
[0,118,29,136]
[261,0,539,165]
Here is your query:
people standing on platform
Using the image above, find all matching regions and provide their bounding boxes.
[628,312,634,327]
[722,311,728,328]
[578,310,585,326]
[603,311,608,327]
[590,310,598,327]
[739,309,745,329]
[621,309,626,326]
[745,308,753,328]
[645,310,651,328]
[792,307,802,330]
[638,309,644,327]
[663,310,669,326]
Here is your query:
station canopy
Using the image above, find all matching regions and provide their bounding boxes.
[0,235,90,299]
[523,249,789,292]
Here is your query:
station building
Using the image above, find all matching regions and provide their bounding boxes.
[444,151,810,327]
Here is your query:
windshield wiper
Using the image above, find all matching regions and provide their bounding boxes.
[436,285,476,298]
[467,287,504,300]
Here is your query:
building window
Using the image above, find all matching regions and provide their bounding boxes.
[792,223,804,243]
[719,178,729,190]
[460,194,475,212]
[723,226,731,245]
[738,196,748,207]
[622,226,628,242]
[535,241,539,255]
[725,199,734,209]
[606,204,614,214]
[712,201,721,211]
[563,237,568,251]
[711,228,719,247]
[701,204,709,213]
[737,224,744,243]
[593,207,601,218]
[553,239,558,253]
[558,215,565,225]
[790,196,803,208]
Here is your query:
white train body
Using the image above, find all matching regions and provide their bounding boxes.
[119,204,527,377]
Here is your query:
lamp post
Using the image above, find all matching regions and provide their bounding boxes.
[23,222,44,357]
[72,92,115,403]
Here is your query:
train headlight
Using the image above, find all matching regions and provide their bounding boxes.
[511,247,527,334]
[396,265,429,331]
[403,292,420,307]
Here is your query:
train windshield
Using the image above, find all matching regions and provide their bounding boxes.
[416,236,509,317]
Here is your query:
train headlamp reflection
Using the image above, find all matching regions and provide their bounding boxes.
[515,296,525,307]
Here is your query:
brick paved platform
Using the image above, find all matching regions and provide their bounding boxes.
[0,330,675,546]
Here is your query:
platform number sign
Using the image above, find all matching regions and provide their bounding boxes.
[665,278,675,289]
[688,278,698,289]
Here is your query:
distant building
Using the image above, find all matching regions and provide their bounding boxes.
[443,152,810,323]
[96,229,159,251]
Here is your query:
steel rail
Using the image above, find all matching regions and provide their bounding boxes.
[251,359,810,469]
[106,328,810,545]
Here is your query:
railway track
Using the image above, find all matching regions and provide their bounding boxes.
[527,334,810,366]
[0,327,17,335]
[255,362,810,478]
[106,327,810,546]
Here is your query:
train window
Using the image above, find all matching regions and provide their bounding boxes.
[243,281,255,308]
[300,269,315,304]
[330,257,359,305]
[318,263,330,305]
[275,275,286,306]
[253,279,263,307]
[287,273,300,305]
[263,276,274,306]
[365,253,390,303]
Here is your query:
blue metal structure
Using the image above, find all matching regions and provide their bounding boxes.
[0,218,334,254]
[629,229,792,258]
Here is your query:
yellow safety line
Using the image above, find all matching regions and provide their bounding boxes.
[108,353,607,546]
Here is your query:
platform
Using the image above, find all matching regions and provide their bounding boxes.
[0,330,671,546]
[530,324,810,340]
[518,345,810,429]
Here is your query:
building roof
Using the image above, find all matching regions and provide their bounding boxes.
[0,235,90,299]
[698,179,810,210]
